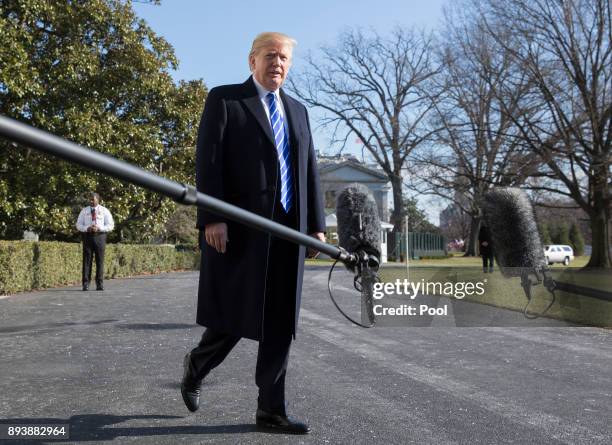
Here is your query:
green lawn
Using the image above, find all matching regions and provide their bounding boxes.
[393,254,590,268]
[305,258,336,265]
[305,254,610,326]
[378,257,611,327]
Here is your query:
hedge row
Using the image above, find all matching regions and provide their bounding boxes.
[0,241,200,295]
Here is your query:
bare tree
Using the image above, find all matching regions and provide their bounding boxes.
[409,7,541,255]
[480,0,612,268]
[289,28,441,246]
[439,202,472,247]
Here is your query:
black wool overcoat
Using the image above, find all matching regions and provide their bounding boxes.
[195,76,326,341]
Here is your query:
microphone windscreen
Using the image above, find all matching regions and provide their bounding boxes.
[336,183,381,261]
[483,187,547,277]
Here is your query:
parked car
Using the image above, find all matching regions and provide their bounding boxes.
[544,245,574,265]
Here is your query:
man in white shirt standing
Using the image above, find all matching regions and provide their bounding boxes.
[76,192,114,291]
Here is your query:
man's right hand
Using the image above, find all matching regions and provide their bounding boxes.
[205,223,229,253]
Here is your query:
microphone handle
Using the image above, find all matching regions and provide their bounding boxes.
[553,281,612,302]
[360,266,377,326]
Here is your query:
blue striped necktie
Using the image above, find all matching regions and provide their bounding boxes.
[266,92,293,212]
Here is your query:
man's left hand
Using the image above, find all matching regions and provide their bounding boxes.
[307,232,326,258]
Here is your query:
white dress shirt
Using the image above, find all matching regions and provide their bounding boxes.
[76,205,114,233]
[252,76,290,137]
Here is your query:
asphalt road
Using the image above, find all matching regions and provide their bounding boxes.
[1,266,611,444]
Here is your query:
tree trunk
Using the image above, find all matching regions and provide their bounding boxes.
[585,204,611,268]
[585,161,611,268]
[464,215,481,257]
[389,174,404,261]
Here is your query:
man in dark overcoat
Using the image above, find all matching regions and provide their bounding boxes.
[180,32,326,434]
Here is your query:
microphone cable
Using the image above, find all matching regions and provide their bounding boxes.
[520,271,557,319]
[327,259,379,328]
[523,290,556,319]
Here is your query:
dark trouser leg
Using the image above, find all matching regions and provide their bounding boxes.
[255,330,292,415]
[93,234,106,287]
[187,328,241,383]
[255,235,297,416]
[82,235,94,286]
[482,254,494,272]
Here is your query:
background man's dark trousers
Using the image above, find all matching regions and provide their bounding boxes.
[186,201,298,415]
[82,232,106,289]
[482,252,494,273]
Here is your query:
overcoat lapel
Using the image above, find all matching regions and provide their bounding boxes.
[241,77,276,147]
[280,89,301,156]
[280,89,303,219]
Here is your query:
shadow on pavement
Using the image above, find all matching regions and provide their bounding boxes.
[117,323,196,331]
[0,414,256,443]
[0,319,118,334]
[40,288,87,292]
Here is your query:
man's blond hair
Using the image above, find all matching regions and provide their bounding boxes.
[249,32,297,58]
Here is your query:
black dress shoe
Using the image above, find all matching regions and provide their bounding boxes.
[96,285,104,291]
[255,409,310,434]
[82,285,89,291]
[181,353,201,412]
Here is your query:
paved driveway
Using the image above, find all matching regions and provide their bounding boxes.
[1,267,610,444]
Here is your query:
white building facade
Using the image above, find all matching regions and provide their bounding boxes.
[317,155,393,262]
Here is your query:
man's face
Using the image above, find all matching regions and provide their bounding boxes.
[249,40,292,91]
[90,196,99,207]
